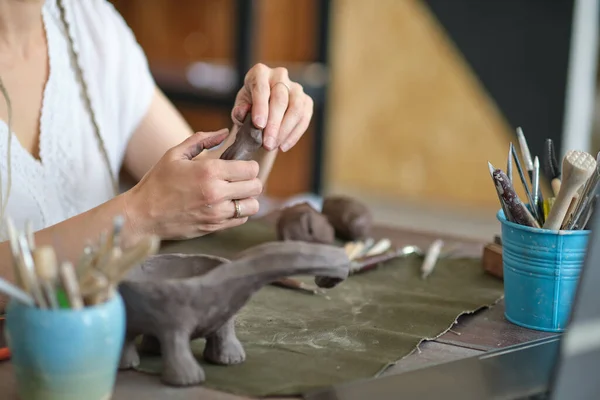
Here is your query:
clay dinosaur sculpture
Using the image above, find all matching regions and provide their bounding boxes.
[276,202,335,244]
[321,196,373,241]
[220,114,263,161]
[117,241,350,387]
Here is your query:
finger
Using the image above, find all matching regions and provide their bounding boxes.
[171,129,229,160]
[244,63,271,129]
[263,82,290,150]
[221,178,263,201]
[275,83,305,148]
[280,99,313,152]
[216,159,260,182]
[231,91,251,126]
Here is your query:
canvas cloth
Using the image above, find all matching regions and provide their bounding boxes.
[135,221,504,397]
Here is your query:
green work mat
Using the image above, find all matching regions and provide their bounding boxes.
[135,221,504,397]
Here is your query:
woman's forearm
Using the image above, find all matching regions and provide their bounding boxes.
[0,192,138,311]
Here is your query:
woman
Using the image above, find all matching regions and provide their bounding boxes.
[0,0,313,303]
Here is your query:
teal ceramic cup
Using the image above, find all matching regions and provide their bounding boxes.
[497,210,589,332]
[4,293,126,400]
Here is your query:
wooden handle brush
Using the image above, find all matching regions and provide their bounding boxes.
[33,246,59,309]
[543,150,596,230]
[492,168,540,228]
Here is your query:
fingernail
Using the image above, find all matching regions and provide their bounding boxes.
[255,116,267,128]
[280,142,290,152]
[264,137,276,149]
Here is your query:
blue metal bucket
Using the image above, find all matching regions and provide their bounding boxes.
[497,210,589,332]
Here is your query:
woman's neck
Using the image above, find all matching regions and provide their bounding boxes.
[0,0,45,57]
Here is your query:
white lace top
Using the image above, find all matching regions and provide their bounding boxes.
[0,0,155,240]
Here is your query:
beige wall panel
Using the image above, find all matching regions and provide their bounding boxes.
[324,0,529,211]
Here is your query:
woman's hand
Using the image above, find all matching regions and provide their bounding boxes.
[231,64,314,152]
[124,129,263,240]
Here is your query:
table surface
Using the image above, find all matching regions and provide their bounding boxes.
[0,220,556,400]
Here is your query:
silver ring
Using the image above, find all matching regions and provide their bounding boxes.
[233,199,242,219]
[271,81,291,93]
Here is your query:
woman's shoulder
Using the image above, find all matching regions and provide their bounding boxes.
[45,0,155,151]
[46,0,142,59]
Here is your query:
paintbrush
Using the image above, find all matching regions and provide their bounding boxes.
[25,220,35,252]
[543,150,596,230]
[543,138,561,196]
[104,235,160,283]
[493,168,540,228]
[488,162,513,221]
[421,239,444,279]
[17,235,47,308]
[0,277,35,306]
[59,261,84,309]
[510,143,540,221]
[33,246,59,309]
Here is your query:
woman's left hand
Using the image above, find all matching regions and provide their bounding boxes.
[231,63,314,152]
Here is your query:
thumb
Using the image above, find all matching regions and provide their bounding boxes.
[173,129,229,160]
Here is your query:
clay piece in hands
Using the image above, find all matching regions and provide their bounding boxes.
[321,196,373,241]
[117,241,350,387]
[220,114,263,161]
[276,202,336,244]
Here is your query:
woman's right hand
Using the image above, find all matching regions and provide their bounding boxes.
[124,129,263,240]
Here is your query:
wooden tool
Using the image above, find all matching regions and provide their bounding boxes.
[17,235,47,309]
[493,168,540,228]
[59,261,84,309]
[365,238,392,257]
[482,243,503,279]
[421,239,444,279]
[33,246,59,309]
[488,162,513,221]
[543,150,596,230]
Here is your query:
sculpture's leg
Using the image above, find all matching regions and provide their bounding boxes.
[139,334,161,355]
[159,330,205,386]
[203,317,246,365]
[119,332,140,369]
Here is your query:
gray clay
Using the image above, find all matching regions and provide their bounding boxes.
[117,241,349,387]
[220,114,263,161]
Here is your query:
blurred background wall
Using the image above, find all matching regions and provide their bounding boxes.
[109,0,598,239]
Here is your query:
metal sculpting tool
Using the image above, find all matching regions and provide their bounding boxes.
[507,145,513,182]
[543,138,561,196]
[510,143,540,222]
[516,127,534,184]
